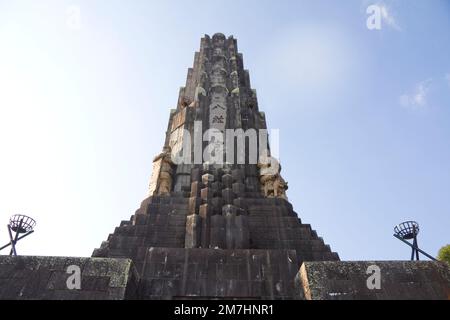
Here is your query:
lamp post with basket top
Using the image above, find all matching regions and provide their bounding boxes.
[0,214,36,256]
[393,221,436,261]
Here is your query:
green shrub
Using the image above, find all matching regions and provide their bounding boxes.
[437,245,450,264]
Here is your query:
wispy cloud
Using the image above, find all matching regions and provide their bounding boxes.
[400,79,432,109]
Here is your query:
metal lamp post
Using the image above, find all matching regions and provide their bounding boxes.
[393,221,436,261]
[0,214,36,256]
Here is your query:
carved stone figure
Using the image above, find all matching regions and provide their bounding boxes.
[259,174,275,197]
[258,155,288,199]
[274,175,288,199]
[180,97,191,109]
[155,147,174,195]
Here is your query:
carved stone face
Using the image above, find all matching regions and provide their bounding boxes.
[212,33,226,47]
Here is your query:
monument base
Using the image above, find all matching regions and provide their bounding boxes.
[1,255,449,300]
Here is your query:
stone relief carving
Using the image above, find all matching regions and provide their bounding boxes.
[154,147,175,196]
[180,97,191,109]
[209,92,227,132]
[211,67,227,87]
[213,47,223,56]
[229,56,238,71]
[199,71,208,88]
[193,86,207,107]
[212,33,225,47]
[230,71,239,89]
[257,156,288,199]
[274,175,288,199]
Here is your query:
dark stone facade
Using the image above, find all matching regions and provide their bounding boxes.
[92,194,337,299]
[92,196,338,277]
[138,248,302,299]
[0,256,138,300]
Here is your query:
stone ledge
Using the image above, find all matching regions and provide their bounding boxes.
[296,260,450,300]
[0,255,139,300]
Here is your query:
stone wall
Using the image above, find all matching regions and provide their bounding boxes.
[296,261,450,300]
[0,255,139,300]
[2,256,449,300]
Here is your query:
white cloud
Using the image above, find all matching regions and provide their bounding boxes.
[445,73,450,88]
[400,79,432,109]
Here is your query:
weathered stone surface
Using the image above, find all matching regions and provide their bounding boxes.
[0,255,139,300]
[139,247,302,300]
[185,214,202,249]
[296,261,450,300]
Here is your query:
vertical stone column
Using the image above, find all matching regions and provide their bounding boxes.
[185,167,202,248]
[231,168,246,198]
[221,173,234,205]
[234,213,250,249]
[223,204,250,249]
[185,214,202,249]
[199,172,215,248]
[210,214,226,249]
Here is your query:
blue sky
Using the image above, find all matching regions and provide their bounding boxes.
[0,0,449,260]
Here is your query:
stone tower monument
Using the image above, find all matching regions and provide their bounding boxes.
[1,33,448,301]
[92,33,339,299]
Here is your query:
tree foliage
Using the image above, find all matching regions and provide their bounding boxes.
[437,244,450,264]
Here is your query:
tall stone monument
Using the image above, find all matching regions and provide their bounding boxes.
[92,33,339,299]
[0,33,448,301]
